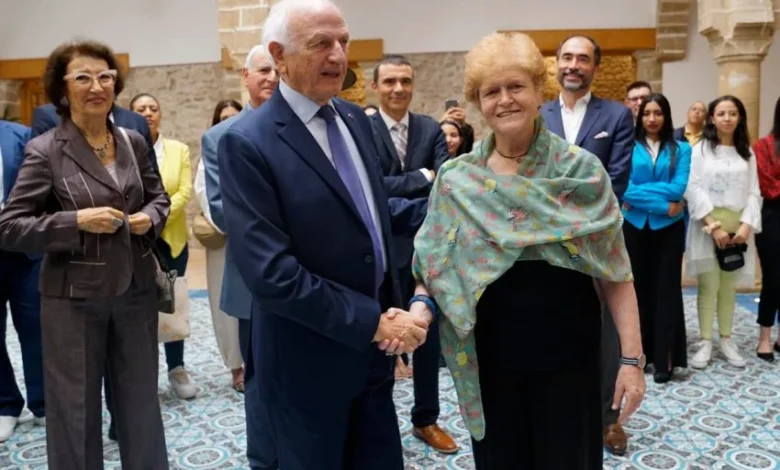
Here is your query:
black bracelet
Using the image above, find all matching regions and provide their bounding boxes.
[408,294,438,320]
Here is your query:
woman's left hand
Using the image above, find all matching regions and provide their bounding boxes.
[128,212,152,235]
[613,365,646,424]
[731,224,751,245]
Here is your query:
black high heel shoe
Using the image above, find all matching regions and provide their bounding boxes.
[653,368,674,384]
[756,350,775,363]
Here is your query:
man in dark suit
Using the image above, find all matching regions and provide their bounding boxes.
[28,102,158,441]
[0,120,44,442]
[30,103,159,175]
[218,1,431,468]
[369,55,456,454]
[540,35,634,457]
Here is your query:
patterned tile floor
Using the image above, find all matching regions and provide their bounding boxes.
[2,289,779,469]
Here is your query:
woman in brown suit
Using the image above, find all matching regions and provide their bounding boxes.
[0,40,170,470]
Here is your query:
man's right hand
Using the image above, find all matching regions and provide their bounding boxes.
[76,207,125,234]
[374,308,429,355]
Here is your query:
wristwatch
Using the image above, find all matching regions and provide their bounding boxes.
[620,354,647,369]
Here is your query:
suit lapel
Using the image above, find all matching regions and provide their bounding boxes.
[575,97,602,147]
[405,113,420,170]
[544,101,565,138]
[371,113,400,172]
[59,120,122,194]
[274,93,361,220]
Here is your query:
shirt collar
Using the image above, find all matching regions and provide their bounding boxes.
[153,134,164,157]
[378,107,409,130]
[559,91,592,111]
[279,79,334,125]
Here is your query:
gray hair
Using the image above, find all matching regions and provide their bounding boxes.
[244,44,272,69]
[261,0,344,58]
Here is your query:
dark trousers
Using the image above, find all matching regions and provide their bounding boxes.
[0,252,44,418]
[244,315,279,470]
[268,350,402,470]
[624,221,687,371]
[399,266,440,427]
[106,242,188,433]
[601,289,621,427]
[756,201,780,327]
[41,283,168,470]
[471,358,602,469]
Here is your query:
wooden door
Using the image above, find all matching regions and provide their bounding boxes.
[19,78,46,126]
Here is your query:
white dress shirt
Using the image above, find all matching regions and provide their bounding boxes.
[645,137,661,164]
[153,134,165,171]
[559,92,592,144]
[278,80,388,271]
[194,159,223,233]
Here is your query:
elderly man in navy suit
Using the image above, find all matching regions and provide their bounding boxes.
[201,43,280,470]
[541,34,635,457]
[0,120,44,442]
[29,102,158,442]
[219,1,430,468]
[368,54,456,454]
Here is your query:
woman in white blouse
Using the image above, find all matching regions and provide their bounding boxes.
[684,95,763,369]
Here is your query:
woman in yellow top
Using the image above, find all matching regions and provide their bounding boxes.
[130,93,196,399]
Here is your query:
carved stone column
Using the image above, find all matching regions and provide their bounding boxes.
[699,0,777,143]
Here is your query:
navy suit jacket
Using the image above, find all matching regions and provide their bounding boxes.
[541,96,634,200]
[201,106,253,320]
[30,103,159,175]
[371,111,448,268]
[371,112,449,199]
[673,126,686,142]
[218,89,426,404]
[0,120,38,261]
[0,120,30,204]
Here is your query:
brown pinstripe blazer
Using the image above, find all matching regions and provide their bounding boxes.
[0,119,170,298]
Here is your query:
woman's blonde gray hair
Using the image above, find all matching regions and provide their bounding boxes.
[464,32,547,104]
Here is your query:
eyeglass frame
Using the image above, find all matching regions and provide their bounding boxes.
[63,69,118,87]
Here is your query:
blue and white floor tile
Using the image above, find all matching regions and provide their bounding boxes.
[2,290,779,469]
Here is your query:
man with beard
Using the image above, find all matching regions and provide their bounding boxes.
[540,35,635,457]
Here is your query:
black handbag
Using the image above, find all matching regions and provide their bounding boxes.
[119,128,177,314]
[714,234,748,272]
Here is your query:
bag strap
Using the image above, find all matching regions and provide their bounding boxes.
[118,127,173,274]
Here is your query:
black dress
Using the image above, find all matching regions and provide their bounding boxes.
[471,260,603,470]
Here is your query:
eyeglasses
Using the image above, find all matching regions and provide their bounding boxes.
[64,70,118,87]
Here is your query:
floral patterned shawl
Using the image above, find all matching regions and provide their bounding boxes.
[412,119,633,440]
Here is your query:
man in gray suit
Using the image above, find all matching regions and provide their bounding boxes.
[201,44,279,470]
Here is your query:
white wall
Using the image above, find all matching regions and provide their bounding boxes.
[663,1,780,137]
[338,0,657,54]
[0,0,221,67]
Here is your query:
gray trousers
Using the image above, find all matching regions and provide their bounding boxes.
[601,304,621,426]
[40,283,168,470]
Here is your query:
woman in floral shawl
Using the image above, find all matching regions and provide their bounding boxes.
[409,33,646,469]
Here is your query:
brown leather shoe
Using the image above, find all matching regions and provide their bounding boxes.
[413,424,458,454]
[603,423,628,456]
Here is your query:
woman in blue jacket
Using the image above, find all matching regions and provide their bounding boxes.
[622,93,691,383]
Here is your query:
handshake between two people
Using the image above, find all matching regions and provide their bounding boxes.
[373,302,434,356]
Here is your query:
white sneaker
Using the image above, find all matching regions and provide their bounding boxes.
[690,340,713,369]
[720,337,747,367]
[0,416,18,442]
[169,366,197,399]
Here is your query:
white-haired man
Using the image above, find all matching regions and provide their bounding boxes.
[199,43,280,469]
[218,0,430,469]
